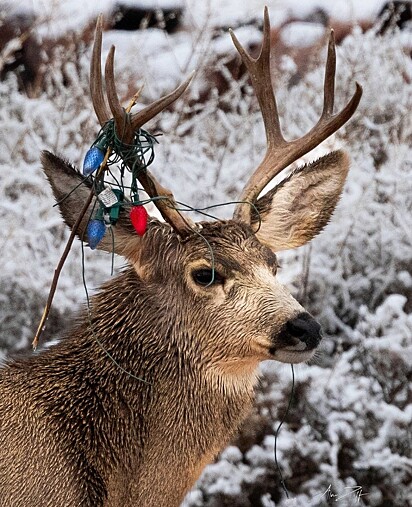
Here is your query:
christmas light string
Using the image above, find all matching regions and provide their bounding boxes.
[274,364,295,499]
[80,233,151,385]
[33,94,142,349]
[83,119,158,248]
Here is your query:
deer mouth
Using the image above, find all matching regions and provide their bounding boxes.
[271,347,317,364]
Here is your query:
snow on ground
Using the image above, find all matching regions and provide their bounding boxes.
[10,0,388,33]
[4,1,393,107]
[280,22,325,47]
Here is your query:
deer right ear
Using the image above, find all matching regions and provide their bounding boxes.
[251,150,350,252]
[42,151,138,255]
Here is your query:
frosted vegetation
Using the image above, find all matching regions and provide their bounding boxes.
[0,3,411,506]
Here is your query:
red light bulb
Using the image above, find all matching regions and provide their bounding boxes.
[130,205,148,236]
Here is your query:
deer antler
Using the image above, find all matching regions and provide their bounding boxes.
[90,15,195,235]
[230,7,362,224]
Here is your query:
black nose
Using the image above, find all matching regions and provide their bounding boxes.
[286,312,322,349]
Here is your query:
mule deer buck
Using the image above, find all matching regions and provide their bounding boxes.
[0,8,361,507]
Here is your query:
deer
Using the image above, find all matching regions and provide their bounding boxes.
[0,8,361,507]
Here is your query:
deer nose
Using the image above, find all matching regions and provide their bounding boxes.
[286,313,322,350]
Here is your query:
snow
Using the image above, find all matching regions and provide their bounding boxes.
[9,0,389,35]
[280,22,325,48]
[212,25,263,56]
[27,0,114,37]
[120,0,184,8]
[276,0,385,22]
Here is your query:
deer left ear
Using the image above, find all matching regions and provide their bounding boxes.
[251,150,350,252]
[42,151,140,256]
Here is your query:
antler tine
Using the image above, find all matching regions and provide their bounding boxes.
[130,71,195,130]
[315,30,362,137]
[105,47,195,144]
[323,30,336,117]
[105,45,134,142]
[229,7,284,146]
[232,9,362,224]
[90,15,111,126]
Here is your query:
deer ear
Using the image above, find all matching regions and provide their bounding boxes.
[251,150,349,252]
[41,151,139,255]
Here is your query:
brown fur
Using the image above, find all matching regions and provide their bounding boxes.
[0,145,350,505]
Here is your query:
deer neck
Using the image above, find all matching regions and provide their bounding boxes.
[51,266,256,455]
[16,266,257,505]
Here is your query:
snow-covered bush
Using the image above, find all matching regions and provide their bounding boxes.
[184,294,412,506]
[0,5,411,506]
[182,27,412,507]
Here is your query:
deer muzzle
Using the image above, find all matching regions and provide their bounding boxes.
[285,312,322,350]
[270,312,322,363]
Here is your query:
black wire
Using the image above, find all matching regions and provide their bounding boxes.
[106,167,123,190]
[80,216,151,385]
[274,364,295,499]
[53,174,92,206]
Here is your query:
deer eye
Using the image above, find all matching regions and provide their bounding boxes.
[192,268,225,287]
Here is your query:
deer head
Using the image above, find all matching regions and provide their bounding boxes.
[43,9,361,372]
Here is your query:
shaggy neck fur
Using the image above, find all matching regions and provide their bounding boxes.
[2,266,256,506]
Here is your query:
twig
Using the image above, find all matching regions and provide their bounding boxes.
[32,95,140,349]
[32,188,94,350]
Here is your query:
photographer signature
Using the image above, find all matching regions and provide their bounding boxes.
[318,484,368,503]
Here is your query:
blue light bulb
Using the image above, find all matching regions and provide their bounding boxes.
[83,147,105,176]
[87,219,106,250]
